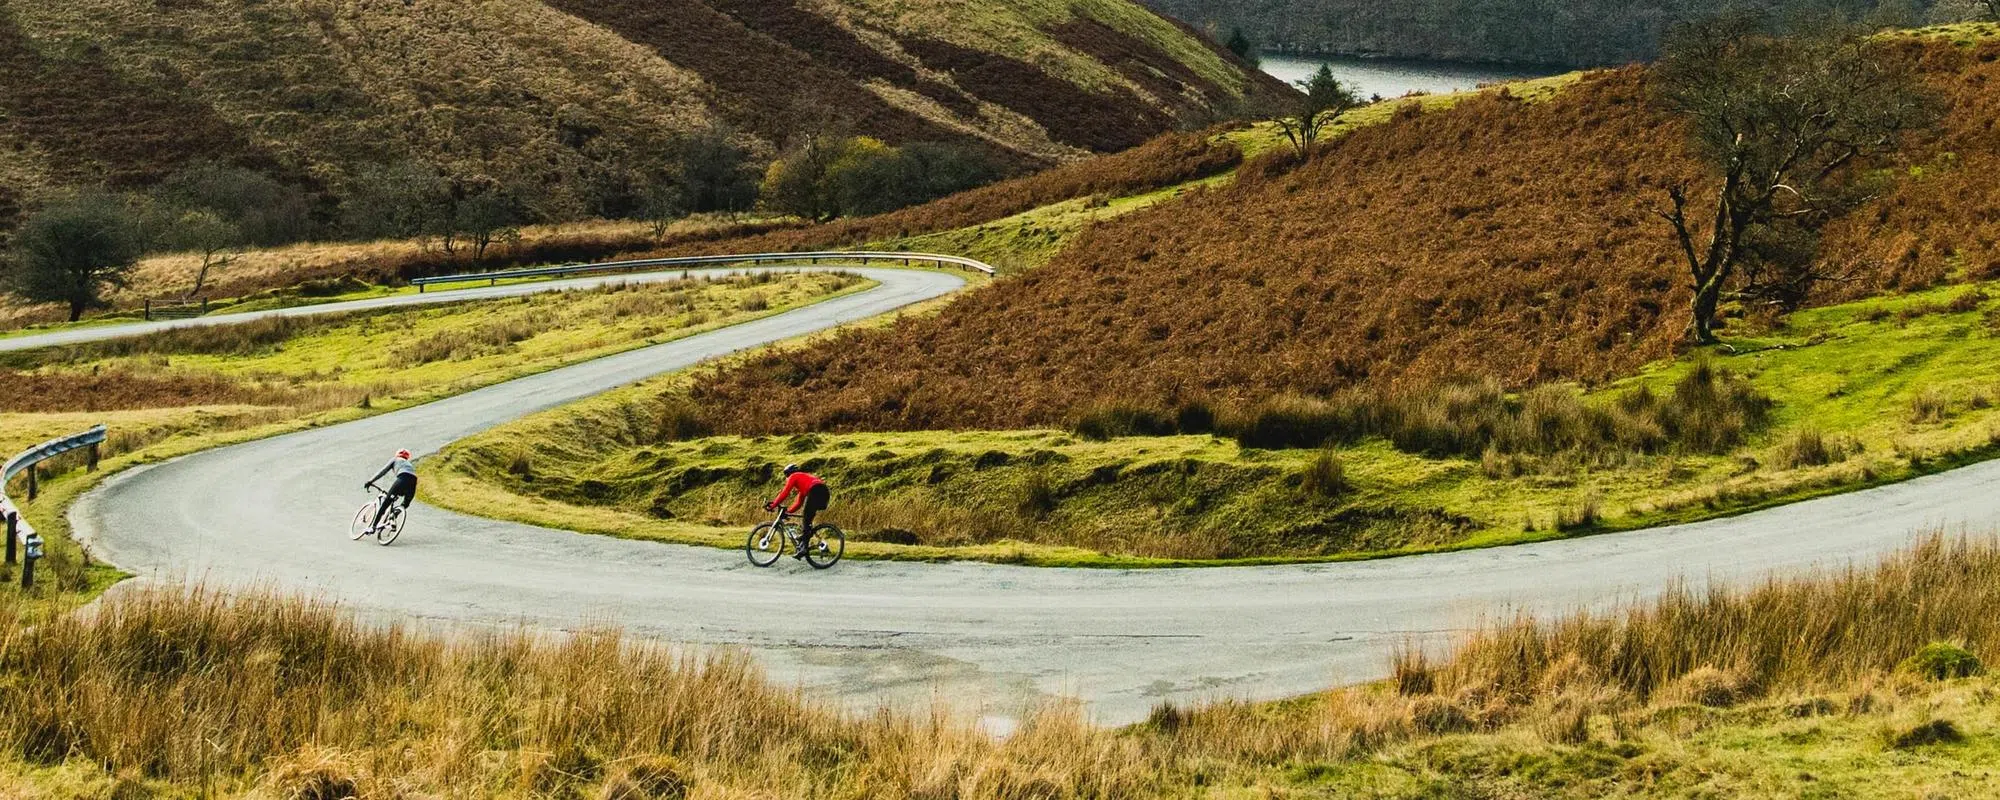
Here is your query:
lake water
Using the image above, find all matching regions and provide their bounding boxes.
[1259,53,1558,100]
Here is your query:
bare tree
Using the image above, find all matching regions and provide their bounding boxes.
[454,190,524,263]
[1653,16,1936,344]
[167,209,241,299]
[1273,65,1359,161]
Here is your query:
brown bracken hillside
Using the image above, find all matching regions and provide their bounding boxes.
[0,0,1287,225]
[689,36,2000,435]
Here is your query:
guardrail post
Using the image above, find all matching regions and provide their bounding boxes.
[19,532,39,590]
[144,299,152,321]
[87,442,99,472]
[25,465,35,501]
[4,512,13,566]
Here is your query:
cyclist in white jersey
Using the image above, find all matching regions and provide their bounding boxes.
[365,449,418,533]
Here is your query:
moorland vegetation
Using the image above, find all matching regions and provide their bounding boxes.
[684,30,2000,436]
[9,536,2000,797]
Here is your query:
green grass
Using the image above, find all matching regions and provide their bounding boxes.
[1226,677,2000,799]
[425,279,2000,568]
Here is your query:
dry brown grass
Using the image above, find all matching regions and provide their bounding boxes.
[687,37,2000,437]
[0,586,1160,799]
[10,535,2000,795]
[1401,534,2000,709]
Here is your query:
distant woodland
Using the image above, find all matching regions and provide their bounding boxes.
[1147,0,1992,64]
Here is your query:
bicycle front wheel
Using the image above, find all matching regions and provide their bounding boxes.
[804,524,845,569]
[746,522,783,567]
[376,505,405,545]
[350,503,376,540]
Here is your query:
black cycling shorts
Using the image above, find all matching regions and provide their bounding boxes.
[389,472,418,502]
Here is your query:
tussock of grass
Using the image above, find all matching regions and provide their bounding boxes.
[1226,360,1770,459]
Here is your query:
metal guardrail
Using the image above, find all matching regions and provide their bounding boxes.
[409,251,996,292]
[3,424,106,587]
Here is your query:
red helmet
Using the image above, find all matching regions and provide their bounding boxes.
[397,449,412,459]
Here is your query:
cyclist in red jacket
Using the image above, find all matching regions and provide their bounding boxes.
[766,464,830,559]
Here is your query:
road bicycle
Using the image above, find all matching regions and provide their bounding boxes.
[746,506,844,569]
[350,483,408,546]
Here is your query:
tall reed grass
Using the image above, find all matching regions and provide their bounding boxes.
[8,535,2000,795]
[0,587,1159,799]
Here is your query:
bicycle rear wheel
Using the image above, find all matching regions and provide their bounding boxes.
[376,505,405,545]
[746,522,783,567]
[804,524,845,569]
[350,503,376,540]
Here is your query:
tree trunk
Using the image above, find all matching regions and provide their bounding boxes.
[67,299,84,322]
[191,253,213,299]
[1690,280,1723,344]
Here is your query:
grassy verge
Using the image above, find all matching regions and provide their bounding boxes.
[10,537,2000,798]
[0,271,876,610]
[428,278,2000,567]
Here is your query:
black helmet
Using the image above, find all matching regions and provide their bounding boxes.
[783,464,800,476]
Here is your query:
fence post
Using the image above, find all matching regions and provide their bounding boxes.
[87,442,100,472]
[19,532,39,590]
[144,299,152,321]
[4,512,13,566]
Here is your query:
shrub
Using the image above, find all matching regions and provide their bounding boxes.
[1228,393,1361,450]
[1556,492,1602,531]
[654,398,712,443]
[1171,399,1219,435]
[1900,641,1984,681]
[1015,470,1058,519]
[1299,448,1348,498]
[1771,427,1859,469]
[1070,403,1177,440]
[1886,717,1963,749]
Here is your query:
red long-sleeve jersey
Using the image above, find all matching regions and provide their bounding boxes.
[770,471,824,512]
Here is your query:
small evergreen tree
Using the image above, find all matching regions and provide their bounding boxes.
[1225,27,1259,67]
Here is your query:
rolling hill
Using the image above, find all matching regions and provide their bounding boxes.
[0,0,1289,228]
[686,31,2000,435]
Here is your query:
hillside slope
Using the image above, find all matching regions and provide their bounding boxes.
[0,0,1288,224]
[687,32,2000,435]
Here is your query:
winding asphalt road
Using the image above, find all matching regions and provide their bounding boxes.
[0,264,806,353]
[62,263,2000,728]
